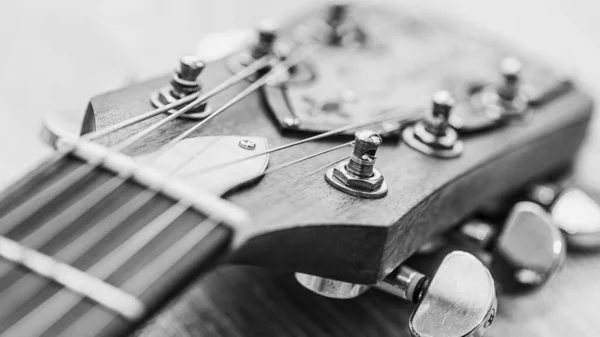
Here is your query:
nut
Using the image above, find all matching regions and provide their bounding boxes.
[332,162,384,191]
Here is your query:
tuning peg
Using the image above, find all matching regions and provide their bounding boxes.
[249,20,279,60]
[379,251,497,337]
[296,251,496,337]
[325,130,388,198]
[453,202,565,293]
[403,90,464,158]
[149,55,211,120]
[529,184,600,250]
[481,57,530,120]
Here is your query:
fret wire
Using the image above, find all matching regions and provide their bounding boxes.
[109,55,272,152]
[58,217,220,337]
[4,202,191,335]
[0,44,312,256]
[0,236,145,321]
[0,189,159,316]
[0,162,96,235]
[0,176,127,281]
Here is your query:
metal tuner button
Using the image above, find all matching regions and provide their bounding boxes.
[457,202,565,293]
[530,184,600,250]
[295,251,496,337]
[378,251,497,337]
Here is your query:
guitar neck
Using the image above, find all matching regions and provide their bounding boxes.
[0,153,233,336]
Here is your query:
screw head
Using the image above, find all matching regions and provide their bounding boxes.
[238,139,256,150]
[179,55,205,81]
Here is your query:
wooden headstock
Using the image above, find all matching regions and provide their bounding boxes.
[80,3,592,285]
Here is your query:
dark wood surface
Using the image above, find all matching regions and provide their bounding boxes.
[87,4,594,285]
[0,155,233,336]
[86,21,599,337]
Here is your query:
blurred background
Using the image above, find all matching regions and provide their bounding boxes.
[0,0,599,187]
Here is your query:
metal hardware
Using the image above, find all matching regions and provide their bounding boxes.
[296,251,496,337]
[324,130,388,198]
[0,235,145,320]
[456,202,565,293]
[150,55,213,120]
[479,57,531,121]
[238,139,256,150]
[403,90,464,158]
[294,273,370,299]
[228,20,281,78]
[530,185,600,250]
[376,265,427,302]
[323,2,366,47]
[407,251,496,337]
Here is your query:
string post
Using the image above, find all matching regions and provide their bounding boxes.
[326,130,388,198]
[403,90,464,158]
[150,55,212,119]
[250,20,279,60]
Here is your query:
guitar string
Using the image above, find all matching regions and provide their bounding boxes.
[0,44,321,327]
[0,138,222,292]
[0,42,317,269]
[81,56,271,142]
[108,55,272,152]
[5,111,420,332]
[0,44,309,237]
[0,111,415,321]
[5,140,356,334]
[192,110,421,175]
[4,29,421,330]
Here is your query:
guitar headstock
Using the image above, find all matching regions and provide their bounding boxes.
[75,2,592,286]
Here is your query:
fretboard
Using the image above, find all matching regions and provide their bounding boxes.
[0,153,233,337]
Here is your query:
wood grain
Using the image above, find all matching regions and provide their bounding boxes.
[87,4,593,285]
[2,1,600,336]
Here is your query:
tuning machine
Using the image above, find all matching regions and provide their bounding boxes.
[149,55,212,120]
[449,202,565,293]
[296,251,496,337]
[325,130,388,198]
[528,183,600,250]
[403,90,464,158]
[450,57,535,134]
[227,20,315,86]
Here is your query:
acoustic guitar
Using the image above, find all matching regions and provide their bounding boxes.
[2,2,599,336]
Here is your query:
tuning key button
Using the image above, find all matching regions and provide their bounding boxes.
[379,252,497,337]
[149,55,212,120]
[325,130,388,198]
[296,251,496,337]
[532,186,600,250]
[488,202,565,292]
[403,90,464,158]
